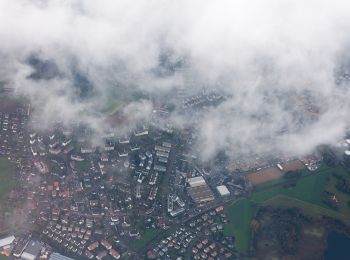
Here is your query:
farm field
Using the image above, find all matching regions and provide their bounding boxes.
[223,199,256,253]
[262,195,345,222]
[224,164,350,254]
[324,166,350,222]
[251,170,328,206]
[247,159,305,186]
[246,167,283,185]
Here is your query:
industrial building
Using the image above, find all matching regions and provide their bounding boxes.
[187,176,215,204]
[49,252,74,260]
[21,240,42,260]
[188,176,206,187]
[216,185,230,196]
[0,235,15,248]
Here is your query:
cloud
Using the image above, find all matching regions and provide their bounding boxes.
[1,0,350,160]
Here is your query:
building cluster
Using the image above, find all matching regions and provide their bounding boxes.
[0,234,75,260]
[188,206,228,234]
[191,238,234,260]
[146,227,196,259]
[146,205,235,259]
[0,106,28,157]
[0,97,251,259]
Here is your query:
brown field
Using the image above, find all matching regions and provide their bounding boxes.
[247,160,305,185]
[247,167,283,185]
[281,160,305,172]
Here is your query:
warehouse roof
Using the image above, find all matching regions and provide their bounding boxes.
[216,185,230,196]
[188,176,206,187]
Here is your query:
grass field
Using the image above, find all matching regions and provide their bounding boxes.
[0,157,16,209]
[324,166,350,223]
[75,161,90,172]
[251,171,328,207]
[224,164,350,254]
[223,199,257,253]
[128,228,162,250]
[262,195,345,222]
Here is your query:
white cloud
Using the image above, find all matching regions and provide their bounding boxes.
[1,0,350,159]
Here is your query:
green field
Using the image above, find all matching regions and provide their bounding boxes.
[223,199,256,253]
[324,166,350,222]
[251,171,328,207]
[224,165,350,254]
[0,157,16,209]
[262,195,344,221]
[75,161,90,172]
[128,228,162,250]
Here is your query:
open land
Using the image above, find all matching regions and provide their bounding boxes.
[224,164,350,254]
[0,157,16,234]
[246,159,305,185]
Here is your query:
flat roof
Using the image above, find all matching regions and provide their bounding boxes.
[216,185,230,196]
[188,176,206,187]
[0,235,15,248]
[22,240,42,259]
[188,185,214,203]
[49,252,75,260]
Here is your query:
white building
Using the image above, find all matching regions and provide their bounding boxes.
[0,235,15,248]
[188,176,206,187]
[216,185,230,196]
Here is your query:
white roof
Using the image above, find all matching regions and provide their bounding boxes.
[0,235,15,248]
[216,185,230,196]
[21,252,36,260]
[188,176,206,187]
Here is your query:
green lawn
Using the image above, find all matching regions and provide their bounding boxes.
[262,195,346,222]
[224,165,350,254]
[324,166,350,223]
[128,228,162,250]
[252,171,328,207]
[0,157,16,208]
[223,199,257,253]
[75,161,90,172]
[252,166,350,224]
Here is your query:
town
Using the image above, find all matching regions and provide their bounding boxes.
[0,93,330,260]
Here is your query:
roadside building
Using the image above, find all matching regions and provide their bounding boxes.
[49,252,74,260]
[187,176,214,204]
[21,240,42,260]
[216,185,230,196]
